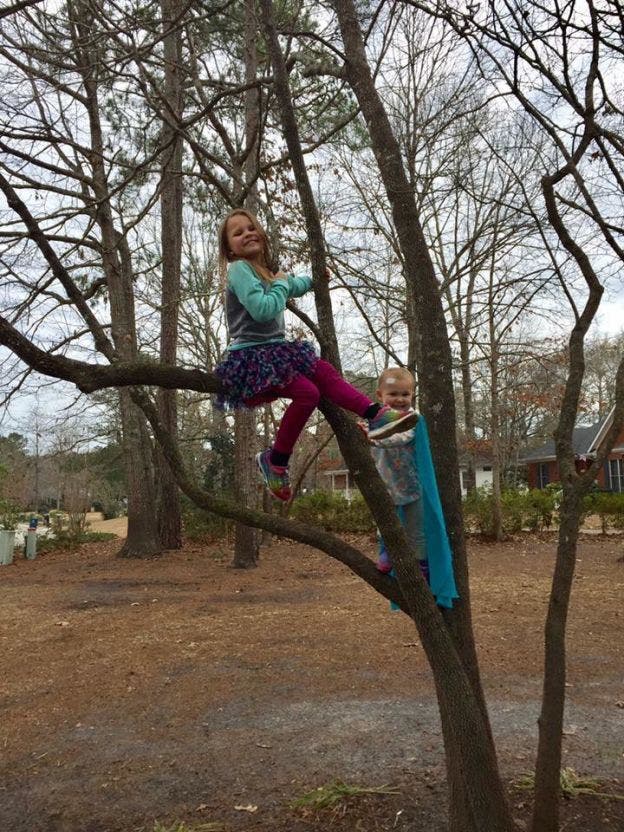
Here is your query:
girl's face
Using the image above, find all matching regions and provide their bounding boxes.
[225,213,265,263]
[377,377,414,411]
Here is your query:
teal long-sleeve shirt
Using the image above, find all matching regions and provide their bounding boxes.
[225,259,313,350]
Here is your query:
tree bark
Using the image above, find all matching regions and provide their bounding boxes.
[155,0,183,550]
[231,0,262,569]
[232,411,260,568]
[117,389,160,558]
[532,486,582,831]
[458,326,477,492]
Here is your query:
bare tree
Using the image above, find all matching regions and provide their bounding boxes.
[260,0,517,828]
[155,0,185,550]
[404,2,624,828]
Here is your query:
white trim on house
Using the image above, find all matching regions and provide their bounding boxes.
[323,469,353,500]
[459,463,494,496]
[588,405,615,454]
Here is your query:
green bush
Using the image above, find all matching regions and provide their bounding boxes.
[583,490,624,533]
[290,490,375,533]
[0,499,20,531]
[182,499,233,542]
[523,488,557,532]
[463,486,497,536]
[463,486,558,538]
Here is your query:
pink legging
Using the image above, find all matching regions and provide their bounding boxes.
[244,359,373,455]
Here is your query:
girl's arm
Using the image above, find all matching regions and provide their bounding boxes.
[228,260,289,323]
[287,274,312,298]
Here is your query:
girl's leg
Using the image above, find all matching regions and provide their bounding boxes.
[244,392,279,407]
[253,376,319,502]
[310,360,419,440]
[271,374,321,456]
[401,500,429,582]
[376,532,393,573]
[310,359,373,416]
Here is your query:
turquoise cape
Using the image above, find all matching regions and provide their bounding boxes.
[385,415,459,610]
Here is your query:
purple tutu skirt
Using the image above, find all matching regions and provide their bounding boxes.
[215,339,318,410]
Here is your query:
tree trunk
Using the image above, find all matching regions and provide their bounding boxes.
[260,0,517,828]
[458,327,477,493]
[117,389,160,558]
[489,342,504,541]
[261,405,274,545]
[231,0,262,568]
[155,0,183,550]
[232,410,260,569]
[330,2,515,828]
[68,0,161,557]
[531,487,582,832]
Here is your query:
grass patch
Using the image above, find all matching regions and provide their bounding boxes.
[37,531,117,553]
[290,779,399,811]
[516,768,624,800]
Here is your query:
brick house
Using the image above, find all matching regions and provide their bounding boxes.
[522,407,624,491]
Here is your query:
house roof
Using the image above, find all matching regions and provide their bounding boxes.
[521,419,605,463]
[458,455,494,468]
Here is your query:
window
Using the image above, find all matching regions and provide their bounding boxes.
[608,459,624,493]
[538,462,550,489]
[461,469,475,492]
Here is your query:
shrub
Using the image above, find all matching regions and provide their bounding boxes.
[583,490,624,533]
[523,488,557,532]
[290,490,375,533]
[182,499,233,542]
[500,490,525,535]
[0,498,20,531]
[463,486,558,537]
[463,486,497,537]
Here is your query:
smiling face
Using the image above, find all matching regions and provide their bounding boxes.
[224,212,266,264]
[377,375,415,411]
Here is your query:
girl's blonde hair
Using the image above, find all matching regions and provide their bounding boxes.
[217,208,274,280]
[377,366,415,389]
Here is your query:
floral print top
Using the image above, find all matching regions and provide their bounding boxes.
[370,427,422,506]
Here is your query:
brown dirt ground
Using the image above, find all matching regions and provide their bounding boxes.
[0,531,623,832]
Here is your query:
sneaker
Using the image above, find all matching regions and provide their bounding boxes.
[376,549,393,574]
[367,405,419,440]
[256,449,292,502]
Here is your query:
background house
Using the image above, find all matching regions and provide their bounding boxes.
[319,446,494,499]
[459,457,494,496]
[522,407,624,491]
[322,468,355,499]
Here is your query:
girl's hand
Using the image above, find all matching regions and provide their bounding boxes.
[274,269,288,280]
